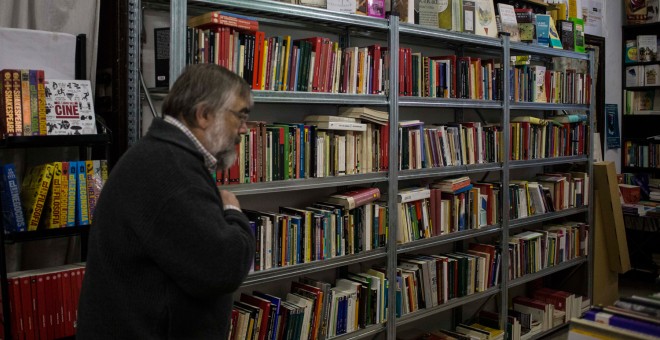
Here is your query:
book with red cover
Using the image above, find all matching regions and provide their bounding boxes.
[188,11,259,32]
[239,294,272,340]
[326,187,381,210]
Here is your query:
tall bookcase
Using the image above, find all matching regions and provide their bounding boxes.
[134,1,595,338]
[621,22,660,176]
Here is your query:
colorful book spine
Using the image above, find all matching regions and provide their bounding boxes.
[0,164,27,232]
[60,162,69,228]
[67,162,77,227]
[20,70,32,135]
[47,162,63,228]
[85,160,97,224]
[36,70,47,135]
[76,161,89,226]
[1,70,15,136]
[26,164,54,231]
[28,70,39,136]
[11,70,23,136]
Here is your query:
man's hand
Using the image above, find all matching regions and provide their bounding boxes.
[220,190,241,209]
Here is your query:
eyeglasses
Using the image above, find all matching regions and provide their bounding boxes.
[226,108,249,125]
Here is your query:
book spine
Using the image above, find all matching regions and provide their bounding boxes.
[60,162,69,228]
[36,70,47,135]
[20,70,32,135]
[11,70,23,136]
[28,164,54,231]
[28,70,39,136]
[48,162,63,229]
[1,164,27,232]
[1,70,15,136]
[76,161,89,226]
[67,163,77,227]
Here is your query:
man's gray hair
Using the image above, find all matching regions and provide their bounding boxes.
[162,64,253,127]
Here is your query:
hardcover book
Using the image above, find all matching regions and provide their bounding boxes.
[21,164,54,231]
[637,35,658,62]
[462,0,476,34]
[535,14,550,47]
[438,0,453,30]
[1,69,15,136]
[515,8,535,43]
[548,17,563,49]
[418,0,441,28]
[496,3,519,42]
[474,0,497,38]
[154,27,170,88]
[645,64,660,86]
[44,80,97,135]
[326,187,381,209]
[569,17,585,53]
[625,40,638,63]
[557,20,574,51]
[0,164,26,232]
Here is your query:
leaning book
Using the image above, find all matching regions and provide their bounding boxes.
[44,79,97,135]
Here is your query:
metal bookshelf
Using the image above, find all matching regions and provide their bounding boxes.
[396,286,502,326]
[507,257,588,288]
[509,102,590,111]
[530,323,571,340]
[396,225,501,253]
[243,248,387,286]
[398,163,503,181]
[129,2,596,339]
[3,226,91,243]
[225,172,388,196]
[509,206,589,229]
[509,155,589,169]
[399,97,503,109]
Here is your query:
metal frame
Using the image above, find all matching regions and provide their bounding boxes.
[127,2,597,339]
[127,0,141,146]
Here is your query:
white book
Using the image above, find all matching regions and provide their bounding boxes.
[312,121,367,131]
[286,293,314,340]
[305,115,357,123]
[326,0,356,14]
[418,0,441,28]
[645,64,660,86]
[637,34,658,62]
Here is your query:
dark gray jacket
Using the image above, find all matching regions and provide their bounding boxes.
[77,118,254,339]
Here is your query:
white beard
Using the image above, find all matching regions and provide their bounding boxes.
[204,117,239,170]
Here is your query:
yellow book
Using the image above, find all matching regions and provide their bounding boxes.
[60,162,69,228]
[100,159,109,184]
[280,35,292,91]
[260,39,268,91]
[36,70,47,135]
[24,164,54,231]
[511,116,548,125]
[20,70,31,135]
[45,162,63,228]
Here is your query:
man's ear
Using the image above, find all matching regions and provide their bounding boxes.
[194,104,214,129]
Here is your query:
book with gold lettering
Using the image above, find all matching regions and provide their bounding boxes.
[21,164,54,231]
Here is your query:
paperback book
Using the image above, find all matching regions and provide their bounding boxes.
[44,80,97,135]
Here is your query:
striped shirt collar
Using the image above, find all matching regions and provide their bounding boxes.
[163,115,217,173]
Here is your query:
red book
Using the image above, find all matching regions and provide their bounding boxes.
[398,48,405,96]
[188,12,259,32]
[239,294,272,340]
[8,276,24,339]
[369,44,382,94]
[326,187,381,210]
[321,39,333,92]
[20,274,36,340]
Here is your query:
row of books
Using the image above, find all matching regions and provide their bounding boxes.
[509,172,590,219]
[574,294,660,338]
[229,274,387,340]
[186,24,388,95]
[2,264,86,340]
[623,89,660,115]
[510,115,589,161]
[396,178,500,245]
[397,245,501,316]
[623,140,660,169]
[0,160,108,233]
[626,64,660,88]
[511,64,591,104]
[244,187,385,272]
[0,69,97,137]
[624,34,659,63]
[508,223,589,281]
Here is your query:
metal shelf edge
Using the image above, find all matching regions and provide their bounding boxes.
[399,97,503,108]
[510,42,590,60]
[327,324,386,340]
[399,24,503,48]
[398,163,502,181]
[509,207,589,228]
[509,155,589,169]
[224,172,389,195]
[507,257,588,288]
[253,91,389,105]
[397,225,501,253]
[509,102,590,111]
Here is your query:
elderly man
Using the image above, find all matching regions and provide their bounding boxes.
[77,64,255,339]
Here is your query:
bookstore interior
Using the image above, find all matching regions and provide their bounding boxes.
[0,0,660,339]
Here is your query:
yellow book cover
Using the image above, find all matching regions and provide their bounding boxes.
[11,70,23,136]
[36,70,47,135]
[45,162,63,228]
[24,164,54,231]
[20,70,31,135]
[511,116,548,125]
[260,39,268,91]
[100,159,109,184]
[281,35,292,91]
[60,162,69,228]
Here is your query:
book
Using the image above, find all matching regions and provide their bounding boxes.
[0,164,26,232]
[557,20,574,51]
[438,0,453,30]
[67,162,77,227]
[187,11,259,31]
[11,70,23,136]
[394,0,415,23]
[327,0,357,14]
[569,17,585,53]
[304,115,357,123]
[474,0,497,38]
[462,1,476,34]
[326,187,381,209]
[45,162,63,228]
[626,66,644,87]
[22,164,54,231]
[44,80,97,135]
[1,70,15,136]
[625,39,638,63]
[496,3,519,42]
[75,161,89,226]
[28,70,39,136]
[548,17,563,49]
[154,27,170,88]
[515,8,535,43]
[418,0,441,28]
[645,64,660,86]
[20,69,32,135]
[535,14,550,47]
[307,121,367,131]
[637,35,658,62]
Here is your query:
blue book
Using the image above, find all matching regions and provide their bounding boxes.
[0,164,26,232]
[583,309,660,337]
[66,162,77,227]
[75,161,89,225]
[253,291,281,340]
[536,14,551,47]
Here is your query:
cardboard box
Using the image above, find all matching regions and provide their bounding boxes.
[594,162,631,273]
[593,190,619,306]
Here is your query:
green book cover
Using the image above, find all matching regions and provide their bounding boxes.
[438,0,453,30]
[569,17,585,53]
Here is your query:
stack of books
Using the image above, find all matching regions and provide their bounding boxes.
[571,294,660,339]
